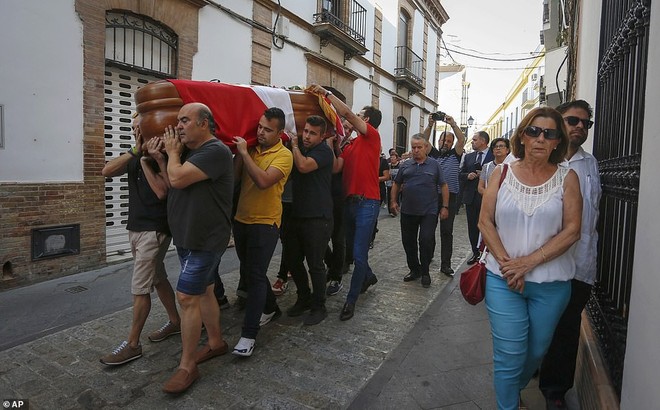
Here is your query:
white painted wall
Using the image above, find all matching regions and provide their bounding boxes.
[0,0,83,182]
[438,69,463,119]
[426,30,438,96]
[194,4,252,83]
[378,1,398,73]
[574,0,602,153]
[544,46,569,97]
[621,1,660,407]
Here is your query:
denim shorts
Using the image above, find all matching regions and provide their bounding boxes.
[175,247,223,295]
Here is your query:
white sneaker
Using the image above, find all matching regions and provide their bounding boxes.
[259,307,281,326]
[232,337,255,357]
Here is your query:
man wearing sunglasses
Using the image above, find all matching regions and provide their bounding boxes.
[539,100,602,409]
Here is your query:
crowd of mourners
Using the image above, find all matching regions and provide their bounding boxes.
[98,84,601,410]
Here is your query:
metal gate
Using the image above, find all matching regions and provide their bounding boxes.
[103,67,158,256]
[590,0,651,396]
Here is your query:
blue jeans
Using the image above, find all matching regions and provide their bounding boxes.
[485,271,571,410]
[233,221,280,339]
[175,247,223,296]
[344,198,380,304]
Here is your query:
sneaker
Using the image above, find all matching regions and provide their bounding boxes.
[100,341,142,366]
[286,298,312,317]
[232,337,256,357]
[326,280,343,296]
[440,266,455,277]
[148,321,181,342]
[217,295,231,310]
[303,307,328,326]
[360,274,378,294]
[271,278,288,296]
[259,306,282,326]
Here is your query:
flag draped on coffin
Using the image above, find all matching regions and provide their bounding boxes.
[169,80,297,150]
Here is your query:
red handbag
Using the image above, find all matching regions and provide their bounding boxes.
[459,164,508,305]
[460,252,487,305]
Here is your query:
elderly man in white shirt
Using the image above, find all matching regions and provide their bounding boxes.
[539,100,602,409]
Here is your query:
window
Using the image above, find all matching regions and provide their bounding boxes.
[105,11,178,77]
[395,117,408,154]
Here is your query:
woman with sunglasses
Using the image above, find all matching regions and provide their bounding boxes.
[477,137,511,195]
[478,107,582,409]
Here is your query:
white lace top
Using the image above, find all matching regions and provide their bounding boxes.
[484,165,576,283]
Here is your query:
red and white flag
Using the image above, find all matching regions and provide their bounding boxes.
[169,80,296,150]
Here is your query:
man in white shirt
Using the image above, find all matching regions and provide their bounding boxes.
[539,100,602,409]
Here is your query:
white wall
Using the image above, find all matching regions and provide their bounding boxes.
[0,0,83,182]
[378,1,398,74]
[438,70,463,119]
[544,46,569,96]
[574,0,602,153]
[194,4,252,83]
[426,30,438,96]
[621,1,660,407]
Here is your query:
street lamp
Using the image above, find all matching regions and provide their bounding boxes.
[467,116,474,127]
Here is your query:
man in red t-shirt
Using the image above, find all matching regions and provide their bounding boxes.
[308,84,382,321]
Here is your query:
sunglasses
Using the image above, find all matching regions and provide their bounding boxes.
[493,144,508,149]
[524,126,560,140]
[564,116,594,129]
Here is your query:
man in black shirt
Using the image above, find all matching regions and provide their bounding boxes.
[285,116,334,325]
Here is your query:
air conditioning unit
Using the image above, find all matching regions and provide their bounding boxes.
[531,73,538,81]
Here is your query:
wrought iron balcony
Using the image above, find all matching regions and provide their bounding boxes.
[394,45,424,93]
[313,0,368,60]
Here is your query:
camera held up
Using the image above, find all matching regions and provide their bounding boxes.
[431,111,446,122]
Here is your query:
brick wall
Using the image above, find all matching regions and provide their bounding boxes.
[0,0,202,288]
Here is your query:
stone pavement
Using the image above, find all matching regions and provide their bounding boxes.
[0,209,573,409]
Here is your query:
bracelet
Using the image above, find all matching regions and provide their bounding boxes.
[128,146,139,157]
[441,205,449,209]
[325,91,332,97]
[540,246,547,263]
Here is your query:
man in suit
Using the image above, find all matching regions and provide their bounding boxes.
[459,131,493,264]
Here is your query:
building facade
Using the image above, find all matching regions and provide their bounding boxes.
[0,0,448,285]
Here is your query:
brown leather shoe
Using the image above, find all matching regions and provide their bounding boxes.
[194,340,229,364]
[162,367,200,394]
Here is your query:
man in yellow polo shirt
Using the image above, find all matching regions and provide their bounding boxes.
[231,107,293,357]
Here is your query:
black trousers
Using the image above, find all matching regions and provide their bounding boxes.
[439,193,458,269]
[465,194,482,256]
[276,202,293,280]
[324,196,346,281]
[539,279,593,399]
[233,221,280,339]
[400,213,438,276]
[286,216,333,310]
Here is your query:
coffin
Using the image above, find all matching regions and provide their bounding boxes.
[135,80,332,150]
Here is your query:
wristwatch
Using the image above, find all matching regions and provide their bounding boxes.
[325,91,332,97]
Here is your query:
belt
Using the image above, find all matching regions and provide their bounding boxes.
[346,194,365,202]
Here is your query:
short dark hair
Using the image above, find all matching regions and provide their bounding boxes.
[264,107,286,131]
[510,106,568,164]
[196,105,216,134]
[475,130,490,145]
[556,99,593,119]
[490,137,510,151]
[362,105,382,128]
[305,115,327,135]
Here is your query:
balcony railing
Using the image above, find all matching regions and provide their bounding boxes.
[312,0,367,58]
[394,45,424,92]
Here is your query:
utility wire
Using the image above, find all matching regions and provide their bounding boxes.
[445,42,544,57]
[442,47,545,61]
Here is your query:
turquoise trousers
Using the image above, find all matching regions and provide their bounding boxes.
[485,271,571,410]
